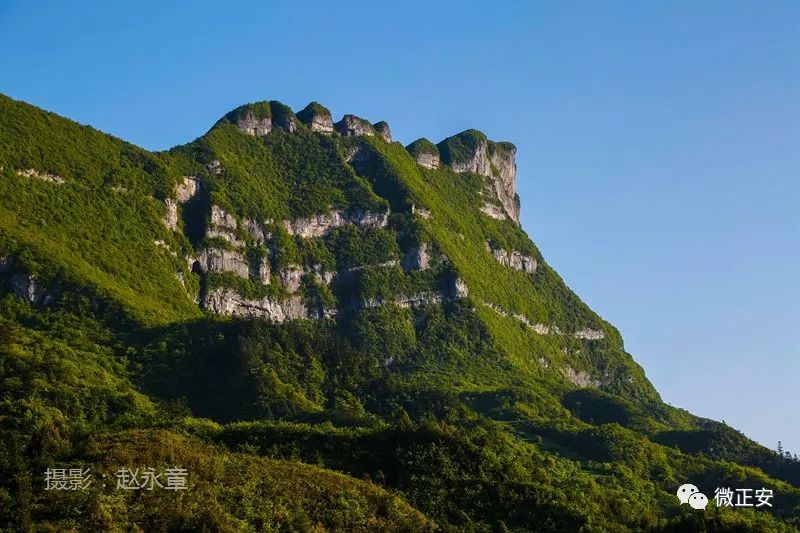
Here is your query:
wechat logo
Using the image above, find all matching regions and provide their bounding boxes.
[677,483,709,510]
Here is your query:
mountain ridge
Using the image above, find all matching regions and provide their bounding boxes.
[1,92,799,531]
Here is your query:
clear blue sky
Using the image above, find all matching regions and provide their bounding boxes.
[2,1,798,452]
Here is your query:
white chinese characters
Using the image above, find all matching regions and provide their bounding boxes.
[44,468,91,491]
[714,487,773,508]
[44,466,188,491]
[116,467,188,490]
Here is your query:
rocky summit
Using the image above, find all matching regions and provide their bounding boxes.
[1,93,798,531]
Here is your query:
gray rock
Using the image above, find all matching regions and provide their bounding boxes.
[272,114,299,133]
[297,102,335,134]
[242,218,269,245]
[307,263,334,285]
[196,248,250,279]
[208,205,243,246]
[487,142,520,223]
[255,256,271,285]
[574,328,605,340]
[402,242,430,271]
[486,241,537,273]
[235,111,272,136]
[480,203,508,220]
[210,205,237,230]
[335,115,375,137]
[439,132,520,223]
[309,115,334,133]
[415,152,440,169]
[17,168,64,184]
[449,276,469,299]
[175,176,200,203]
[280,265,304,293]
[453,140,492,176]
[11,273,44,304]
[411,205,432,219]
[282,209,388,238]
[163,199,179,231]
[373,121,392,143]
[564,367,600,388]
[204,288,307,322]
[206,160,223,175]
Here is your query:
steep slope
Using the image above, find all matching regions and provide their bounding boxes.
[1,93,799,531]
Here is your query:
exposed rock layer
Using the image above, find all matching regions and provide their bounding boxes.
[486,241,537,273]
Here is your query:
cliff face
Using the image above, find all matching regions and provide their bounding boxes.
[437,130,520,223]
[487,142,520,222]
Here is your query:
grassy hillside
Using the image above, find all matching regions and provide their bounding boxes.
[1,94,799,531]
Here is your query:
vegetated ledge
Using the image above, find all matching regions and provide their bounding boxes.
[216,99,522,224]
[480,300,605,341]
[202,275,469,322]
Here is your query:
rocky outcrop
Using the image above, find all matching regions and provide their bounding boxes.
[406,138,440,169]
[242,218,269,245]
[204,288,307,322]
[564,367,600,388]
[222,101,300,136]
[417,152,440,169]
[480,203,507,220]
[164,198,180,231]
[449,276,469,298]
[9,272,55,305]
[282,209,388,238]
[11,273,40,303]
[17,168,64,184]
[210,205,237,228]
[438,130,492,176]
[437,130,520,223]
[255,256,271,285]
[231,108,272,136]
[307,263,334,285]
[196,248,250,279]
[297,102,334,134]
[278,263,334,292]
[487,142,520,222]
[402,243,430,271]
[280,265,304,293]
[206,160,223,175]
[358,276,468,311]
[335,115,374,137]
[574,328,605,340]
[163,177,201,231]
[175,176,200,202]
[486,241,537,273]
[482,301,562,335]
[270,102,300,132]
[373,121,392,143]
[411,205,432,219]
[207,206,243,246]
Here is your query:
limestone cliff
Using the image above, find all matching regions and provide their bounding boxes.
[437,130,520,223]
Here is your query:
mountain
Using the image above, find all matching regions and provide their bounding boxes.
[0,93,798,531]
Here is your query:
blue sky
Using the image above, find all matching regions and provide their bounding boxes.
[1,1,798,452]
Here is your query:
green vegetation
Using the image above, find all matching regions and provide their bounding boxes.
[437,129,487,167]
[406,137,439,158]
[1,93,799,531]
[296,101,333,125]
[219,101,273,125]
